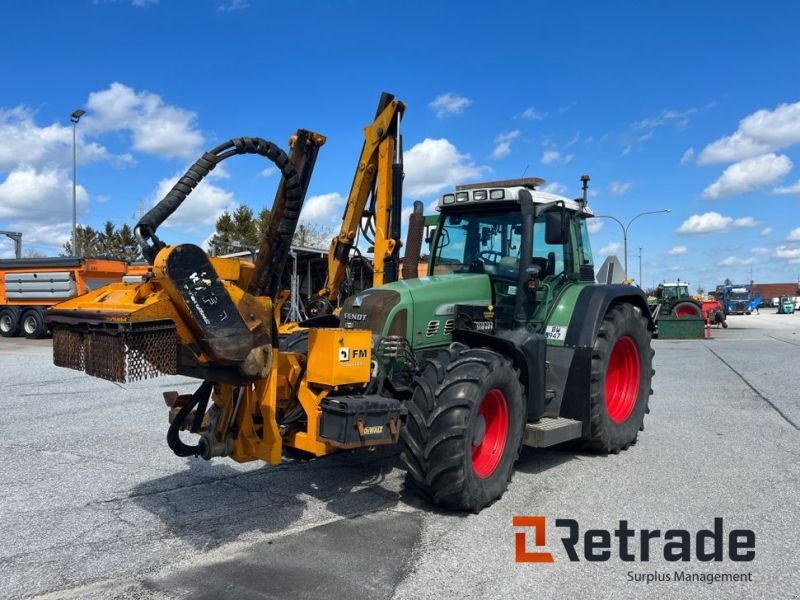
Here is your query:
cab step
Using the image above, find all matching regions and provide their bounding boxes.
[523,417,583,448]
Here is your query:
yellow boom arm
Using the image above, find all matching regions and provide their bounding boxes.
[319,94,406,301]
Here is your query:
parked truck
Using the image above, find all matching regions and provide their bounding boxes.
[0,257,128,338]
[720,284,761,315]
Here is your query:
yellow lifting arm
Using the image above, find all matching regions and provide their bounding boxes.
[318,93,406,301]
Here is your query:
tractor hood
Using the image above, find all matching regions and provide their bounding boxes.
[339,274,492,349]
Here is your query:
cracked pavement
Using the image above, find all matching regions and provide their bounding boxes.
[1,313,799,599]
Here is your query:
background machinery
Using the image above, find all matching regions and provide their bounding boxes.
[47,124,655,511]
[649,281,704,319]
[720,283,761,315]
[0,256,129,339]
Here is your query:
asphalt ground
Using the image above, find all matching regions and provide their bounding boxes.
[1,312,798,599]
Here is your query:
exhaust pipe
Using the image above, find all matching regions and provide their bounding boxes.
[402,201,424,279]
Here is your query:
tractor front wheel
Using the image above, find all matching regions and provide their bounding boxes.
[585,303,653,453]
[401,344,524,512]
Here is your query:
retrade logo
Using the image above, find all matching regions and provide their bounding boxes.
[514,517,755,563]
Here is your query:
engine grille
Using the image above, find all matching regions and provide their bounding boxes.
[426,320,439,337]
[53,321,177,383]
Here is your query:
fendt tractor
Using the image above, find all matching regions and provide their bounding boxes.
[651,282,704,318]
[47,121,655,511]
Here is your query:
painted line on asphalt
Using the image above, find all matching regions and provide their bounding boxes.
[767,335,800,348]
[706,345,799,431]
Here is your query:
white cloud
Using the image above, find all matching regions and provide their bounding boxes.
[0,167,88,221]
[718,256,757,266]
[218,0,249,10]
[85,82,204,159]
[702,153,792,199]
[148,171,237,228]
[258,166,276,178]
[429,93,472,118]
[773,179,800,194]
[751,247,770,254]
[668,245,688,255]
[587,220,604,234]
[491,130,520,159]
[775,245,800,263]
[676,211,757,235]
[787,227,800,242]
[517,106,545,120]
[698,101,800,164]
[680,148,695,165]
[760,227,773,236]
[609,180,632,196]
[597,242,622,256]
[403,138,489,198]
[542,181,567,195]
[0,106,121,172]
[541,149,573,166]
[299,192,346,226]
[633,108,698,130]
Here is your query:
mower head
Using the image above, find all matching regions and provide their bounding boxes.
[47,244,274,384]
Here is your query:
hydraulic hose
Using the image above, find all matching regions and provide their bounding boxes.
[135,137,301,264]
[166,380,213,458]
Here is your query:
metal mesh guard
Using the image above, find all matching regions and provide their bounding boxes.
[53,322,177,383]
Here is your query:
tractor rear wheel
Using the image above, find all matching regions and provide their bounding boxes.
[671,300,702,318]
[401,344,524,512]
[585,303,653,453]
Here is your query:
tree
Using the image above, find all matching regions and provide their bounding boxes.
[208,205,333,254]
[209,206,267,254]
[61,222,142,261]
[696,285,706,295]
[294,222,334,249]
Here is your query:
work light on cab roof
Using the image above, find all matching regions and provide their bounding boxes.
[439,176,594,215]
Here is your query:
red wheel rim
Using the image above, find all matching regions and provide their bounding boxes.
[605,336,641,424]
[675,304,699,317]
[471,388,509,478]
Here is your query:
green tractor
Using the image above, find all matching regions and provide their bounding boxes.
[335,176,656,510]
[649,282,704,318]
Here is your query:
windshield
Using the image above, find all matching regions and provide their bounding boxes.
[432,209,570,278]
[662,285,689,300]
[729,291,748,300]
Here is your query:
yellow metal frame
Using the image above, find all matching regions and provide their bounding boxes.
[320,97,406,301]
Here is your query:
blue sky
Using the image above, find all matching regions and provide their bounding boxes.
[1,0,799,290]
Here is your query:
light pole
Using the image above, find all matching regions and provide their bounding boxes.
[70,108,85,256]
[594,209,671,277]
[638,247,642,287]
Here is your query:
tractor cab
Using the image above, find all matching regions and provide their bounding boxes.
[429,178,596,330]
[656,282,691,303]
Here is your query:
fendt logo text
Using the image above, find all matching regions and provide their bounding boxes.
[514,516,755,564]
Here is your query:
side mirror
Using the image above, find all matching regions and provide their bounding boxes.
[544,210,567,245]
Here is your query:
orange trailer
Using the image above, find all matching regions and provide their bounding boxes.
[0,257,128,339]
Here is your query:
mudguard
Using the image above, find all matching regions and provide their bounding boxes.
[564,284,654,348]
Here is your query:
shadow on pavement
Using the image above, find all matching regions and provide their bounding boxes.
[131,446,404,551]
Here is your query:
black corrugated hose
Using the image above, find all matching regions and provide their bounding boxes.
[135,137,301,264]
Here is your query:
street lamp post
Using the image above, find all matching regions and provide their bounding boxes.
[70,109,86,256]
[594,209,671,279]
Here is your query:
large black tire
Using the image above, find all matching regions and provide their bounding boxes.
[0,308,20,338]
[21,309,47,339]
[585,303,653,453]
[400,344,525,512]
